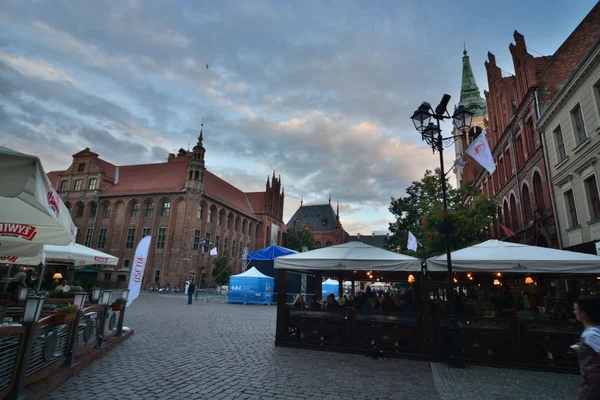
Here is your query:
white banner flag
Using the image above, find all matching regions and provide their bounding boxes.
[407,231,418,252]
[127,235,151,307]
[209,246,218,256]
[465,129,496,174]
[455,157,466,170]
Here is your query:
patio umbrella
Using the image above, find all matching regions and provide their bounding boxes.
[0,146,76,254]
[44,242,119,266]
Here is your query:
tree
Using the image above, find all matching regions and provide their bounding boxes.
[387,169,497,259]
[285,226,316,252]
[211,255,232,285]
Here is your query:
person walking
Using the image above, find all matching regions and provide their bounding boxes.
[574,296,600,400]
[187,280,196,305]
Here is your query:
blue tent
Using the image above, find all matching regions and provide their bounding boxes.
[322,278,339,297]
[247,245,297,261]
[228,267,275,305]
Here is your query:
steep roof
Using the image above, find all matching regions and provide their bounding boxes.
[286,204,338,231]
[102,162,187,195]
[245,192,266,213]
[346,234,388,249]
[458,49,487,117]
[203,171,256,218]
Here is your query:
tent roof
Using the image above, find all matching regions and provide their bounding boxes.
[44,243,119,266]
[231,266,274,279]
[323,278,339,285]
[426,239,600,274]
[274,241,421,272]
[247,245,297,261]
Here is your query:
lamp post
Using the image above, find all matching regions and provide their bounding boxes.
[91,288,102,304]
[17,286,29,303]
[411,95,474,367]
[96,290,113,349]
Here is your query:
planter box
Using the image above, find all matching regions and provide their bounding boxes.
[54,313,76,325]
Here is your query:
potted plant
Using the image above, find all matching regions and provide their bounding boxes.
[54,304,78,324]
[111,297,127,311]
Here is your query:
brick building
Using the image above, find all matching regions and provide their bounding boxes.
[47,130,286,288]
[466,2,600,247]
[286,198,348,247]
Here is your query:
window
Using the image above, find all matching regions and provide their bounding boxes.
[204,233,211,253]
[103,204,111,219]
[232,240,236,257]
[84,228,94,247]
[76,229,81,243]
[218,213,223,226]
[103,272,112,281]
[227,214,232,229]
[78,163,85,172]
[242,220,247,234]
[533,172,545,210]
[325,241,332,247]
[224,238,229,252]
[146,201,154,218]
[240,243,244,258]
[76,203,84,217]
[161,201,170,217]
[572,104,587,144]
[156,227,167,249]
[97,228,107,249]
[59,180,68,192]
[504,149,512,178]
[554,125,566,162]
[564,190,579,227]
[527,119,536,151]
[584,175,600,220]
[89,202,97,218]
[208,208,213,223]
[123,259,130,269]
[503,201,510,231]
[522,186,532,224]
[142,227,151,237]
[234,219,239,232]
[193,229,202,251]
[189,271,196,283]
[88,178,97,190]
[515,136,524,169]
[154,270,161,284]
[510,195,518,232]
[131,202,140,218]
[216,235,221,252]
[498,158,505,184]
[200,272,206,286]
[74,179,82,191]
[125,228,136,249]
[197,204,203,220]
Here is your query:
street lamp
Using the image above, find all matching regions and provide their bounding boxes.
[411,94,474,368]
[91,288,102,303]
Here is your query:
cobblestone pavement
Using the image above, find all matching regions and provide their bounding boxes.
[43,293,440,400]
[431,362,579,400]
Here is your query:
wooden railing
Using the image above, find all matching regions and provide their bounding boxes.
[0,299,127,399]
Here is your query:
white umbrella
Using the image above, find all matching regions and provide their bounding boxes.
[0,146,76,252]
[44,242,119,266]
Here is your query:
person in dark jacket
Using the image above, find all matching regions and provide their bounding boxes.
[574,296,600,400]
[187,281,196,305]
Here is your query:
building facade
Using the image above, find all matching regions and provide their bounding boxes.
[346,233,389,249]
[47,131,286,289]
[467,4,600,247]
[286,199,348,247]
[538,37,600,254]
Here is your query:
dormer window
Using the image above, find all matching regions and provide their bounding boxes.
[322,217,328,226]
[78,163,85,172]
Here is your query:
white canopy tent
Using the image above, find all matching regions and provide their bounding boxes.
[274,241,422,272]
[44,243,119,266]
[232,267,273,279]
[0,146,76,262]
[426,239,600,274]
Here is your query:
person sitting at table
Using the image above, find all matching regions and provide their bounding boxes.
[55,280,71,293]
[293,294,305,308]
[308,295,321,309]
[325,293,340,308]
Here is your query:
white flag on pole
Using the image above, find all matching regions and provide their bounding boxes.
[407,231,418,252]
[465,129,496,174]
[209,247,218,256]
[127,235,151,307]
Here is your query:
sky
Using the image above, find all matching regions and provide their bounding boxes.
[0,0,598,235]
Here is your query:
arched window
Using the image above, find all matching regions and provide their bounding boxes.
[227,214,232,229]
[315,241,322,248]
[65,202,72,211]
[503,201,510,231]
[510,194,518,231]
[131,201,140,218]
[325,241,332,247]
[194,171,200,180]
[76,202,84,218]
[161,201,171,217]
[89,202,98,218]
[197,203,203,220]
[145,200,155,218]
[497,205,502,227]
[102,203,111,219]
[522,184,532,224]
[533,172,545,210]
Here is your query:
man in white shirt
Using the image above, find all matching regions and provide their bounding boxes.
[55,280,71,293]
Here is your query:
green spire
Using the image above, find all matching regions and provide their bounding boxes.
[458,49,487,117]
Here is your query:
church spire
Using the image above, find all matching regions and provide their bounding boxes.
[197,118,204,145]
[458,48,487,116]
[336,197,339,221]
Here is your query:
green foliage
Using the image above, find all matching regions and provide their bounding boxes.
[212,255,232,285]
[60,305,78,314]
[285,226,316,252]
[387,169,497,259]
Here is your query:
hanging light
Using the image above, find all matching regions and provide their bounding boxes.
[525,277,534,285]
[453,277,458,283]
[101,290,113,306]
[17,287,29,303]
[467,273,472,278]
[23,296,45,323]
[408,274,416,284]
[493,279,501,286]
[52,272,63,280]
[451,105,474,134]
[496,273,502,277]
[411,102,432,132]
[91,288,102,303]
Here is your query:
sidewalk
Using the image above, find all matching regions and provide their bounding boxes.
[431,362,579,400]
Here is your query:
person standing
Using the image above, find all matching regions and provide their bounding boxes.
[574,296,600,400]
[187,280,196,305]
